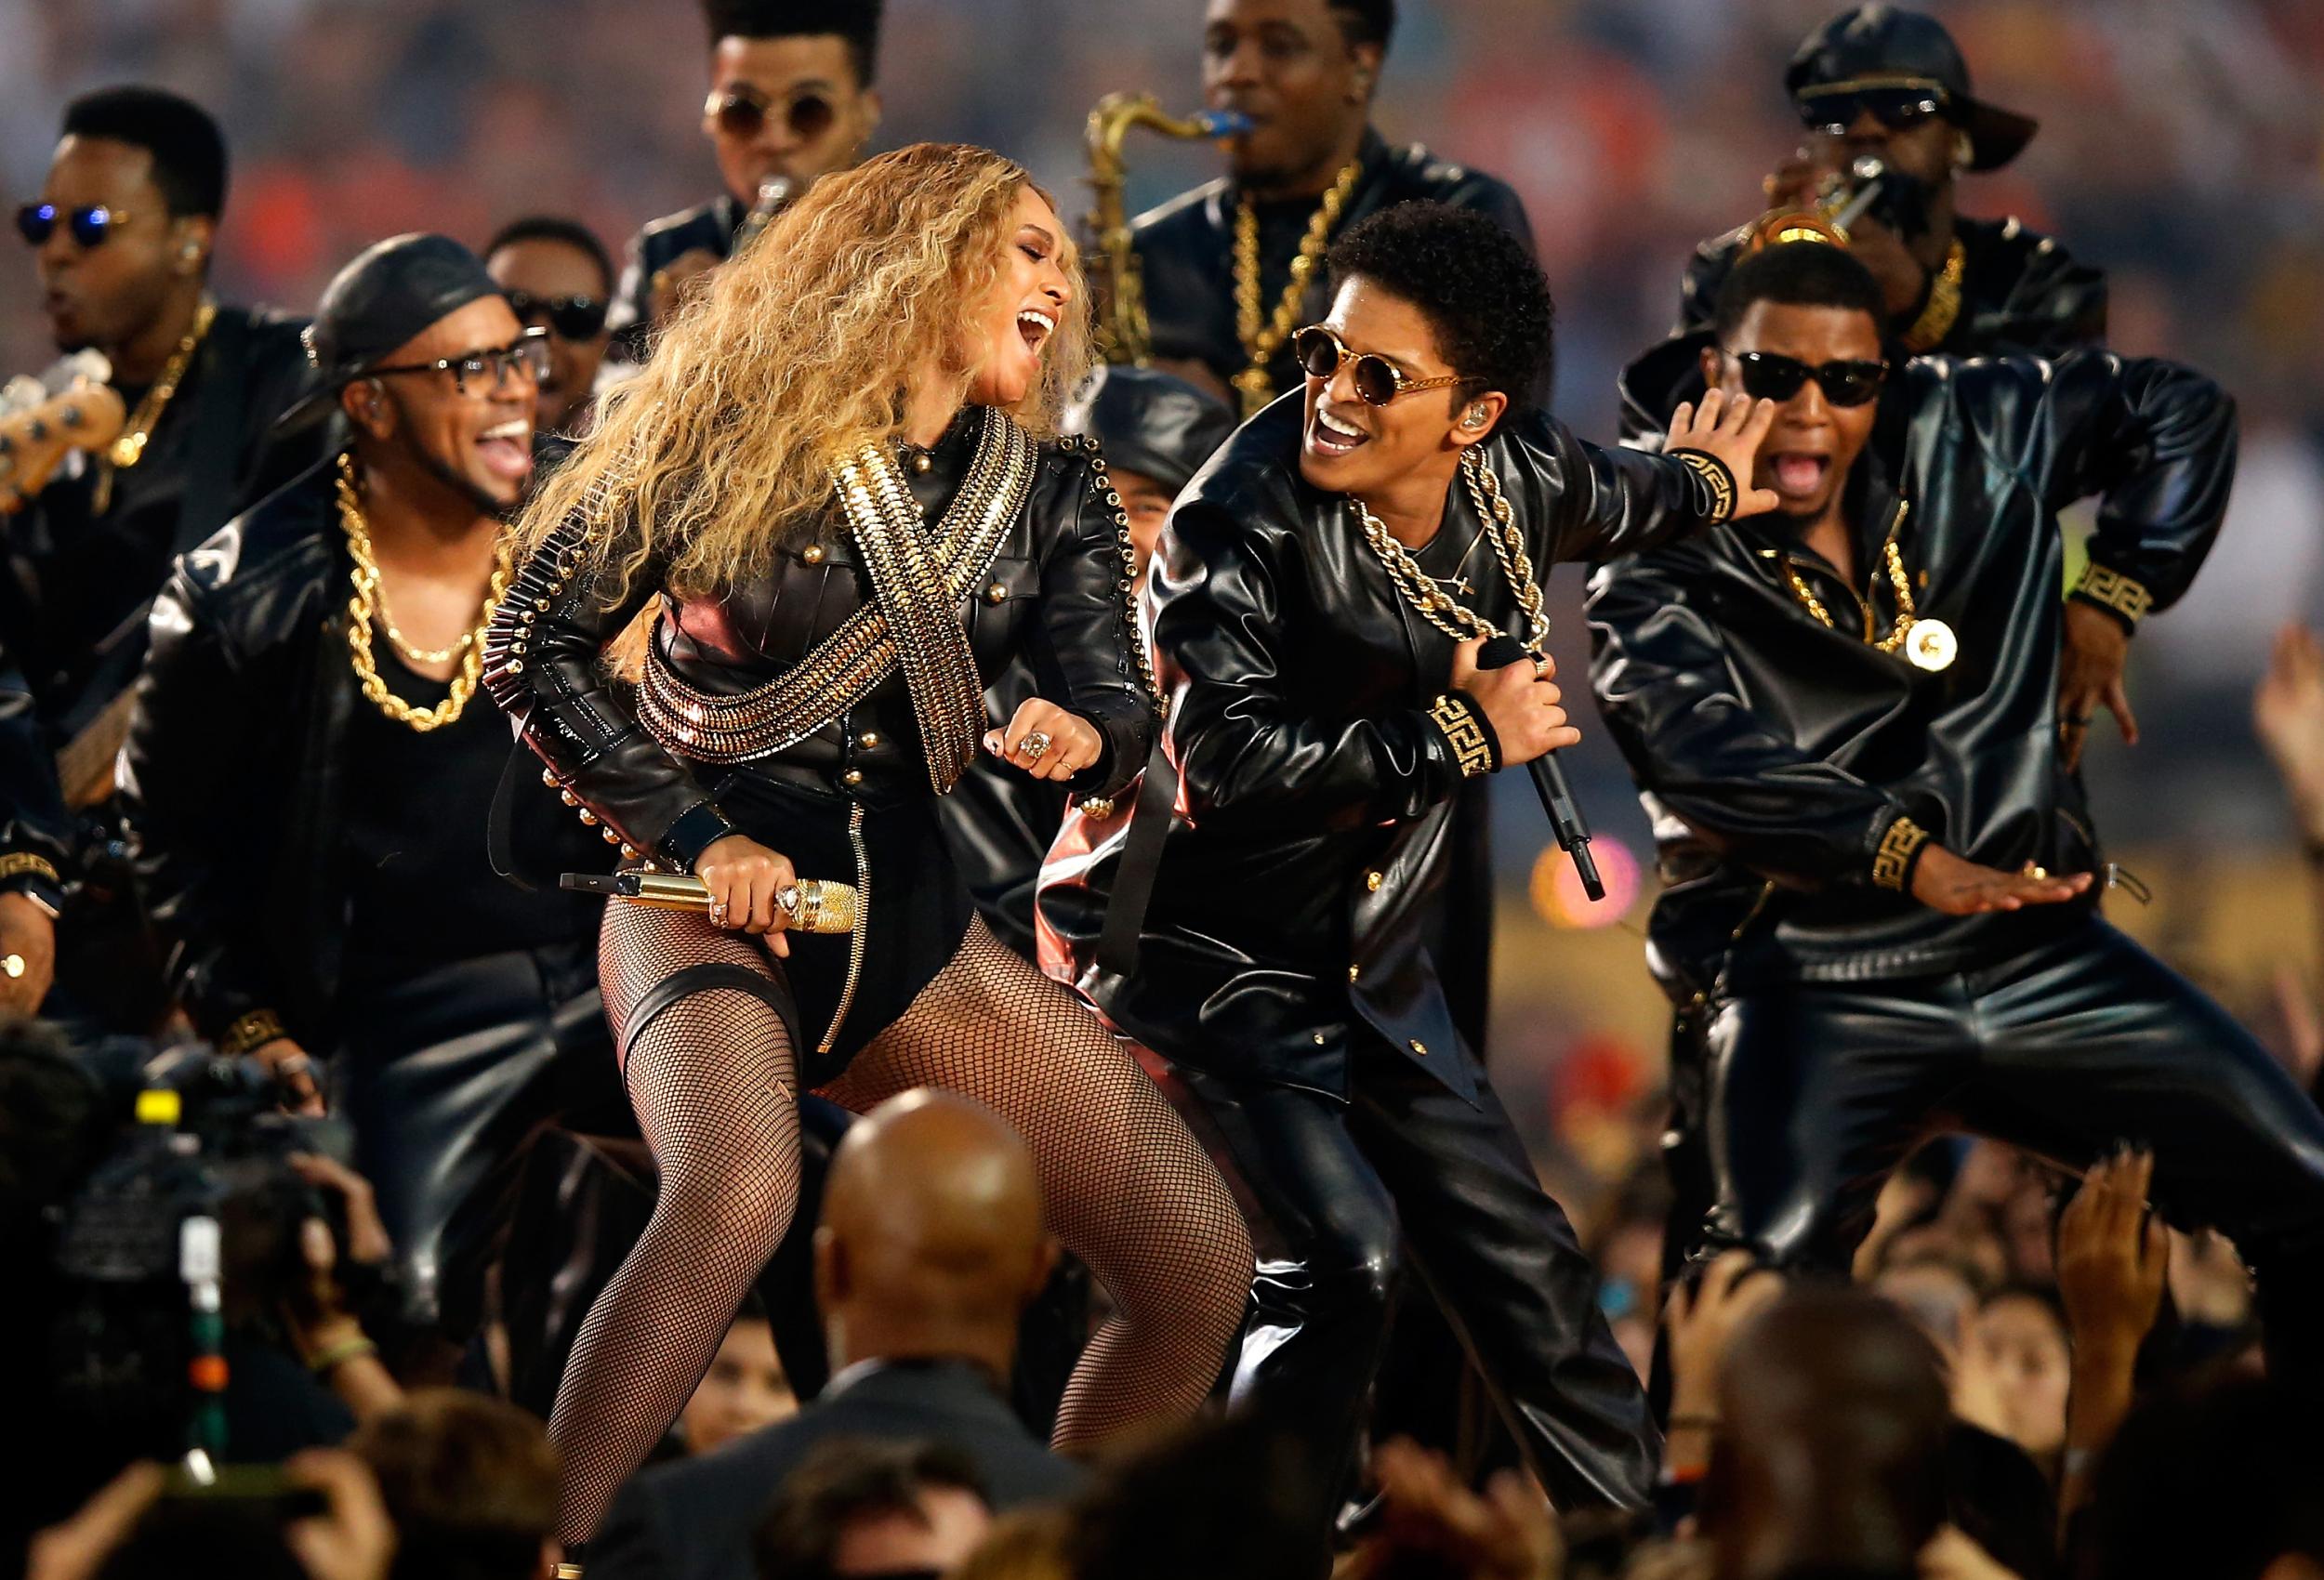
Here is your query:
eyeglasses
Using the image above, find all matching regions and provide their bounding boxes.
[503,290,609,341]
[705,82,839,144]
[1794,84,1950,138]
[1729,349,1889,408]
[1292,324,1466,407]
[368,328,551,396]
[16,203,134,247]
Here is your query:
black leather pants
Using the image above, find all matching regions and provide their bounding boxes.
[1704,917,2324,1393]
[1181,1038,1660,1523]
[332,938,631,1348]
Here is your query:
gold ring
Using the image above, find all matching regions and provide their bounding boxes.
[776,885,799,917]
[1020,730,1053,759]
[1529,652,1550,681]
[709,899,729,925]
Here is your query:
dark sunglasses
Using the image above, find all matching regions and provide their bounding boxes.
[1730,349,1889,408]
[369,328,551,396]
[1292,324,1465,408]
[16,203,134,247]
[504,290,608,341]
[1794,84,1950,138]
[705,83,838,144]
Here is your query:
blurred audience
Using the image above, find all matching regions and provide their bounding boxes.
[588,1090,1083,1580]
[679,1302,801,1457]
[752,1440,991,1580]
[350,1389,561,1580]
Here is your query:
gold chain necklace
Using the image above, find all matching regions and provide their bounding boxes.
[1350,449,1547,647]
[1231,161,1362,417]
[337,454,510,730]
[92,297,216,513]
[1900,239,1966,352]
[1780,503,1956,671]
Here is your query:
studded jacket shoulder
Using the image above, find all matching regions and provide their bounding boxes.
[483,415,1157,871]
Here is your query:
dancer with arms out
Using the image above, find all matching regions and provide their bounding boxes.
[487,143,1252,1546]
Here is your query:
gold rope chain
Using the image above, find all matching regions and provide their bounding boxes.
[1350,449,1548,648]
[1783,531,1919,652]
[93,297,217,514]
[1231,161,1362,417]
[337,453,509,731]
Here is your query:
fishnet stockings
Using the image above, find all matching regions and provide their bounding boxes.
[823,918,1254,1452]
[548,902,801,1545]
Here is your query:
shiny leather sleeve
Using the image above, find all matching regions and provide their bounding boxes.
[482,517,737,870]
[1501,411,1723,565]
[2010,349,2236,612]
[1019,454,1158,799]
[118,566,284,1034]
[1156,494,1462,836]
[1970,232,2107,356]
[1587,545,1916,889]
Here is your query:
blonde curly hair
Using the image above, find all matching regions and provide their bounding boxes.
[512,142,1089,602]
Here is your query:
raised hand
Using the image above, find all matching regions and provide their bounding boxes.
[1666,388,1781,520]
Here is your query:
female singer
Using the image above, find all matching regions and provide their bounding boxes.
[487,143,1253,1543]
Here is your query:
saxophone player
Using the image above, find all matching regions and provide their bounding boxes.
[1127,0,1535,417]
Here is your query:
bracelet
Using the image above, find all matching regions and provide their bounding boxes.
[306,1334,378,1375]
[1871,813,1932,893]
[219,1007,288,1059]
[0,851,61,888]
[2071,561,2152,632]
[1666,1412,1722,1433]
[1429,693,1499,779]
[1669,448,1738,523]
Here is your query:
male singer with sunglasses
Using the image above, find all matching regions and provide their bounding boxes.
[608,0,882,357]
[0,86,324,1031]
[1044,203,1779,1534]
[1592,242,2324,1394]
[120,236,636,1395]
[486,216,616,434]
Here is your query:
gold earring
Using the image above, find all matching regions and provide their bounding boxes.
[1953,129,1974,168]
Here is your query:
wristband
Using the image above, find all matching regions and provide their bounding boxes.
[306,1334,378,1375]
[220,1007,289,1059]
[2070,560,2152,634]
[0,851,61,889]
[1430,693,1499,778]
[1871,813,1932,893]
[1668,448,1738,523]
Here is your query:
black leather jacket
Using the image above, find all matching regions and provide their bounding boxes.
[1040,395,1728,1100]
[607,195,744,360]
[1675,214,2106,359]
[1590,348,2235,1001]
[1131,130,1534,398]
[485,416,1154,872]
[118,453,590,1047]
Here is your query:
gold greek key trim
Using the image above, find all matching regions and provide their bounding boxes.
[1672,449,1737,523]
[1872,814,1930,892]
[2073,560,2152,628]
[1429,693,1494,779]
[219,1008,288,1058]
[0,851,61,887]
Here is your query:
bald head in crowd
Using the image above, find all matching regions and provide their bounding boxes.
[813,1089,1057,1376]
[1709,1285,1952,1580]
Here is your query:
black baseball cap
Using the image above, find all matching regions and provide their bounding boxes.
[1062,365,1235,497]
[1786,6,2038,172]
[278,231,507,429]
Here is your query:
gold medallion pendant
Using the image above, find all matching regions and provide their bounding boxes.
[1905,617,1958,673]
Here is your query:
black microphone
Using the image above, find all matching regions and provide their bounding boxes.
[1477,634,1604,902]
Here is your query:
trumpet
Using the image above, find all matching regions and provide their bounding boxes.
[1085,93,1252,365]
[733,175,798,254]
[561,869,859,933]
[1744,154,1889,252]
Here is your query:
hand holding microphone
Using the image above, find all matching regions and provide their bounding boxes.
[1448,633,1606,902]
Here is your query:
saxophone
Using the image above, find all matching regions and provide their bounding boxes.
[1085,93,1252,365]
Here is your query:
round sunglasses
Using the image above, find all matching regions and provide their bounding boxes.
[705,83,839,144]
[1292,324,1466,407]
[1794,84,1950,138]
[1730,349,1889,408]
[16,203,134,248]
[503,290,609,341]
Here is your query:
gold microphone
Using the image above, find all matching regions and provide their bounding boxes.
[561,870,858,933]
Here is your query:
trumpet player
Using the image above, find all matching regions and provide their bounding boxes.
[608,0,885,357]
[0,86,324,1026]
[1127,0,1533,417]
[1675,6,2106,360]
